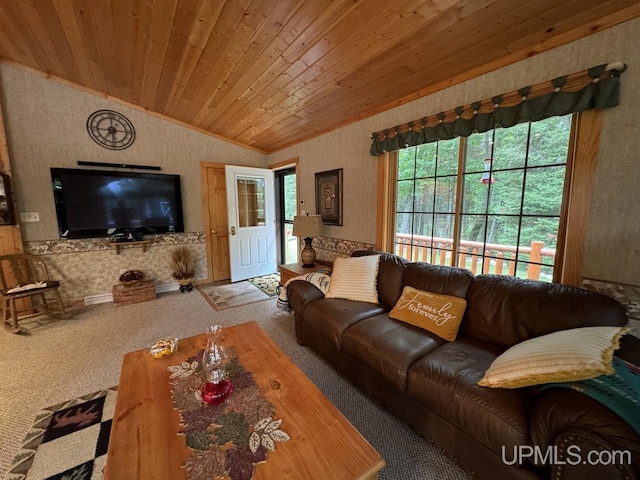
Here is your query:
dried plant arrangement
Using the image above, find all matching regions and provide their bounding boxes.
[170,246,195,280]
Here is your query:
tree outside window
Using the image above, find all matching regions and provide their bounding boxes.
[394,115,572,282]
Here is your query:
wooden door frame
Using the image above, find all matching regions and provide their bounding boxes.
[201,158,299,282]
[200,161,226,284]
[0,92,24,255]
[269,158,299,265]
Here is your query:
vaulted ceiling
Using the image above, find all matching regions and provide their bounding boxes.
[0,0,638,153]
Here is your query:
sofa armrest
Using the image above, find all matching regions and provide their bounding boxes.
[530,388,639,480]
[287,280,325,346]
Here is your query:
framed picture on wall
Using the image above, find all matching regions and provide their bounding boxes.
[315,168,342,225]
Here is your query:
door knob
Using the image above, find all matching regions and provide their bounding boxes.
[211,230,216,234]
[231,226,236,235]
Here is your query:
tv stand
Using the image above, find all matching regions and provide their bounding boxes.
[107,240,149,255]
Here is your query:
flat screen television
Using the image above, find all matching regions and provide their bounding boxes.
[51,168,184,238]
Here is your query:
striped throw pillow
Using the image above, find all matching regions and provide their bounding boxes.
[325,255,380,303]
[478,326,628,388]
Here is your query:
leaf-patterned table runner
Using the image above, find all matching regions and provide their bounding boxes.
[168,349,290,480]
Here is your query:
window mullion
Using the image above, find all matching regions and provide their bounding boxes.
[514,122,533,277]
[452,138,465,267]
[480,128,497,273]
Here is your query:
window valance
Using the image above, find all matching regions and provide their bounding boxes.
[370,63,627,156]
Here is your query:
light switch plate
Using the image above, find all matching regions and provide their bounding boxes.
[20,212,40,223]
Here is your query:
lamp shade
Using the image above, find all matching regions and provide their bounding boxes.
[292,215,323,238]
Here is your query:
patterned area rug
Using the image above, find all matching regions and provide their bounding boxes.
[6,387,117,480]
[247,273,280,297]
[197,281,273,311]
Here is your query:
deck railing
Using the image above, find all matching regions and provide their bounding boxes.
[394,233,556,280]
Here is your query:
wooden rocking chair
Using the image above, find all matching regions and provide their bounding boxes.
[0,253,66,333]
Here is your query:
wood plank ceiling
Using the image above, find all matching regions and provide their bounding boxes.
[0,0,637,154]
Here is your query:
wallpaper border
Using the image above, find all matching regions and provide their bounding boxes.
[24,232,205,255]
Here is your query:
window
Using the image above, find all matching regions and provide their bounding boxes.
[394,115,572,282]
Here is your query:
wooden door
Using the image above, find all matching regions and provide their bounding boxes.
[202,164,230,281]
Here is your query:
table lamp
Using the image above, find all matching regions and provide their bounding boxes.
[292,214,323,267]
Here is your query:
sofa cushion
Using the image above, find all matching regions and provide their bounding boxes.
[461,275,629,348]
[389,286,467,341]
[407,337,532,452]
[352,250,407,308]
[403,262,474,298]
[326,255,380,303]
[342,314,445,391]
[304,298,387,349]
[478,326,627,388]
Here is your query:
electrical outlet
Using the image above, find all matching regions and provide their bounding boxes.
[20,212,40,223]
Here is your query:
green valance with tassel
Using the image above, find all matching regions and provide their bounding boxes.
[370,63,627,156]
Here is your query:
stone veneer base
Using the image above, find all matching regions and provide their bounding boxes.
[24,233,206,302]
[310,236,376,263]
[582,278,640,338]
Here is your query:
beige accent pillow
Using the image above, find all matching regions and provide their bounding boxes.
[478,326,628,389]
[325,255,380,303]
[389,286,467,341]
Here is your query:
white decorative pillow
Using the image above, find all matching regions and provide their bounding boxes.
[478,326,628,389]
[325,255,380,303]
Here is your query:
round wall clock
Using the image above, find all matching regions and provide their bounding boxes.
[87,110,136,150]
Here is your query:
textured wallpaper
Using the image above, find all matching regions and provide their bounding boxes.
[23,233,207,303]
[268,17,640,287]
[0,65,268,300]
[0,64,267,240]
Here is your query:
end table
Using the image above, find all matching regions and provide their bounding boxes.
[278,262,332,286]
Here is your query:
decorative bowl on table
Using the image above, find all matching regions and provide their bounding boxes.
[149,337,178,359]
[119,269,145,287]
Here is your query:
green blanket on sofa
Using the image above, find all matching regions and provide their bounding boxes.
[537,357,640,434]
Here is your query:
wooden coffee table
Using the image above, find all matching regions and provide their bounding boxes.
[104,321,384,479]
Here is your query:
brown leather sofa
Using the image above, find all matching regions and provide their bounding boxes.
[287,251,639,480]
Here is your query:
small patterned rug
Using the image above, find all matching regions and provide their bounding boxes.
[247,273,280,297]
[197,281,273,311]
[6,387,117,480]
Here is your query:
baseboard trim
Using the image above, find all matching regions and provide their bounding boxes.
[157,283,180,294]
[84,283,181,305]
[84,293,113,305]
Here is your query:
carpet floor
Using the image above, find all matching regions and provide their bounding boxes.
[0,291,470,480]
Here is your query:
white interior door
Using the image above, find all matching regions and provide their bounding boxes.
[225,165,276,282]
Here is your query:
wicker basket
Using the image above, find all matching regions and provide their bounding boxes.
[113,280,155,306]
